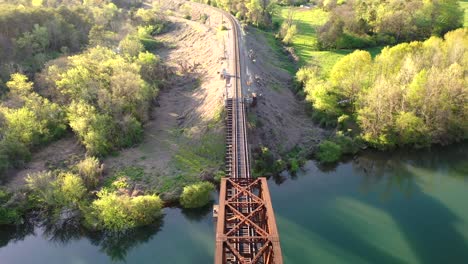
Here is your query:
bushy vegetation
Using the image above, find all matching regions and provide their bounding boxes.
[24,156,164,231]
[26,171,86,210]
[0,0,165,176]
[0,188,23,225]
[317,0,464,49]
[179,182,214,208]
[193,0,276,28]
[48,46,157,155]
[0,4,92,82]
[85,190,163,231]
[0,74,66,175]
[299,28,467,149]
[316,140,342,163]
[75,156,103,189]
[277,9,298,44]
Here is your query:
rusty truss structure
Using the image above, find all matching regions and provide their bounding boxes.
[214,8,283,264]
[215,178,283,264]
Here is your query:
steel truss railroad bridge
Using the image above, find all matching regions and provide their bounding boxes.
[213,11,283,264]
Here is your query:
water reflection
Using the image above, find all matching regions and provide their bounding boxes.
[0,221,34,249]
[180,201,213,222]
[352,143,468,198]
[0,215,163,262]
[87,224,162,261]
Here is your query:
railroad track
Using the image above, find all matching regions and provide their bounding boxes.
[214,7,283,264]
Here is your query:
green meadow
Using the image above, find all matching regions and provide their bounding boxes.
[272,5,381,76]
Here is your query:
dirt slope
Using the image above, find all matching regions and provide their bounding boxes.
[241,26,325,157]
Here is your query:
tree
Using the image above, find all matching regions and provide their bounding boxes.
[330,50,372,103]
[395,112,428,146]
[16,24,49,55]
[67,101,114,155]
[282,24,297,45]
[318,0,464,49]
[136,51,162,84]
[1,107,43,146]
[6,73,34,97]
[180,182,215,208]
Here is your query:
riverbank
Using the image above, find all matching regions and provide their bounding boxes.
[1,142,466,263]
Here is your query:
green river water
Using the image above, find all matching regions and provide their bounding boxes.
[0,143,467,263]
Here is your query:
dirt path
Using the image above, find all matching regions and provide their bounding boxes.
[5,135,85,190]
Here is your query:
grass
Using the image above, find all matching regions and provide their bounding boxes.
[254,28,296,74]
[151,132,225,198]
[103,166,146,188]
[172,132,225,175]
[272,5,383,76]
[461,1,468,27]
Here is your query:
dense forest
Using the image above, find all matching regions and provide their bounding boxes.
[317,0,464,49]
[192,0,278,27]
[298,28,467,161]
[0,0,166,175]
[269,0,467,163]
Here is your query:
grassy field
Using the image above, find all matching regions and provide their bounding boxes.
[272,5,382,76]
[461,1,468,27]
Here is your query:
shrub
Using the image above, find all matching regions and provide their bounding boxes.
[26,171,86,209]
[139,38,160,51]
[0,188,22,225]
[0,207,20,225]
[26,171,58,207]
[76,156,103,189]
[289,158,300,173]
[0,138,31,170]
[57,172,87,206]
[119,35,144,59]
[87,190,163,231]
[180,182,215,208]
[316,140,342,163]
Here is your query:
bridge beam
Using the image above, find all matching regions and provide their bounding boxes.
[215,178,283,264]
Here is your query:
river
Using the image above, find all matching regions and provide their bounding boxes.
[0,143,467,263]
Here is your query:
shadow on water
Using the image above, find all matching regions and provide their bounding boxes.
[345,143,468,263]
[279,142,468,263]
[180,201,213,222]
[0,221,34,249]
[86,223,163,262]
[0,214,164,262]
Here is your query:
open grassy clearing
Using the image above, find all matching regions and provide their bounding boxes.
[272,5,382,76]
[461,1,468,27]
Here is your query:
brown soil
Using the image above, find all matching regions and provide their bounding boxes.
[242,27,326,156]
[5,135,86,191]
